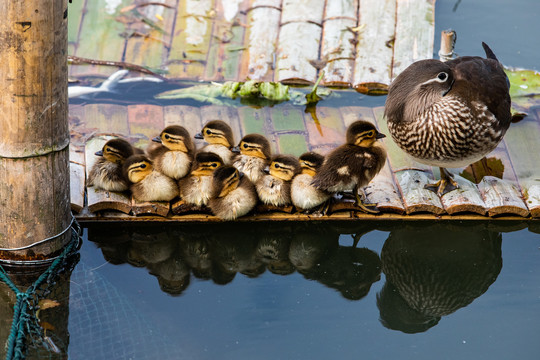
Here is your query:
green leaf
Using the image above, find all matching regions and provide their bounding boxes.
[259,82,290,101]
[505,67,540,112]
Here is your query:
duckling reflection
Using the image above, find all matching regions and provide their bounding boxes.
[177,228,213,279]
[377,224,502,333]
[256,225,294,275]
[88,225,131,265]
[312,236,382,300]
[147,251,190,296]
[127,230,176,268]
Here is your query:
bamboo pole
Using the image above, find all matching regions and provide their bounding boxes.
[0,0,71,260]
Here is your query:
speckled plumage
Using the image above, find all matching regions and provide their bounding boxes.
[385,43,511,169]
[232,133,272,183]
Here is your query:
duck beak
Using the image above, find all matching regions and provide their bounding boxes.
[194,133,204,139]
[152,136,162,143]
[376,132,386,139]
[95,150,104,156]
[231,146,240,154]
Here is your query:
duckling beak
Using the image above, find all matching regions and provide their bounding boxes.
[376,132,386,139]
[95,150,104,156]
[231,146,240,154]
[263,166,270,175]
[194,133,204,139]
[152,136,162,143]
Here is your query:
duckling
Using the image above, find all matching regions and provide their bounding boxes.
[178,152,224,207]
[291,152,331,211]
[148,125,195,180]
[209,166,257,220]
[123,154,178,202]
[88,138,141,191]
[232,133,272,183]
[256,155,301,207]
[311,120,387,213]
[194,120,236,165]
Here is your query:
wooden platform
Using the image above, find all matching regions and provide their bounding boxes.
[68,0,435,92]
[70,103,540,222]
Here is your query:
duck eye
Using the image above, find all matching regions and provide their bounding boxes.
[437,72,448,81]
[243,143,248,149]
[367,130,375,137]
[140,164,146,169]
[206,129,211,135]
[164,134,170,140]
[211,163,217,167]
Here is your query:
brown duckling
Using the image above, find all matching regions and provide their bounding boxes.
[88,138,142,192]
[178,152,224,207]
[123,154,178,202]
[291,152,331,211]
[194,120,235,165]
[209,166,257,220]
[256,154,301,207]
[148,125,195,180]
[311,120,387,213]
[232,133,272,183]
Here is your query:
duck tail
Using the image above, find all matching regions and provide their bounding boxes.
[482,42,498,61]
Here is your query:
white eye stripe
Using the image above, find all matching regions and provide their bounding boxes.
[419,72,449,86]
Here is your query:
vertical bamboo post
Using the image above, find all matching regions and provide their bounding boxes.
[0,0,70,260]
[439,29,456,61]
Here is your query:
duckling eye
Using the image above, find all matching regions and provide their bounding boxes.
[243,143,248,149]
[437,72,448,81]
[211,163,217,167]
[206,129,211,135]
[140,164,147,169]
[164,134,170,140]
[367,130,375,137]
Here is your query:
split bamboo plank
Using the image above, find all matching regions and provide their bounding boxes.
[85,135,132,214]
[275,0,325,84]
[70,144,86,213]
[70,0,132,76]
[303,107,346,154]
[123,0,177,71]
[164,105,203,142]
[372,107,444,214]
[67,0,85,57]
[127,104,165,148]
[204,0,249,81]
[240,1,282,81]
[84,104,130,134]
[502,112,540,217]
[200,105,243,143]
[340,106,405,213]
[131,199,171,217]
[439,174,486,215]
[320,0,357,86]
[392,0,436,80]
[353,0,396,93]
[476,142,529,217]
[168,0,215,79]
[237,106,269,136]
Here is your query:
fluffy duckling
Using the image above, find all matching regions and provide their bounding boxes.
[178,152,224,207]
[291,152,331,211]
[256,155,301,207]
[88,138,141,191]
[148,125,195,180]
[123,154,178,202]
[311,120,387,213]
[194,120,235,165]
[209,166,257,220]
[232,133,272,183]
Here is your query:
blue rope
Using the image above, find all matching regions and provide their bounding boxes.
[1,221,81,360]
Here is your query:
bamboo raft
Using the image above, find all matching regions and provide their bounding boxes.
[70,103,540,222]
[68,0,434,92]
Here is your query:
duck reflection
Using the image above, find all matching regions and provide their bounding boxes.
[377,223,502,333]
[89,223,382,300]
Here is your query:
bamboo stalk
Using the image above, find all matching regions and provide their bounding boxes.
[0,0,70,259]
[439,29,456,61]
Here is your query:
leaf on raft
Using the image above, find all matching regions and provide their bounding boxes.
[38,299,61,310]
[305,71,325,105]
[259,82,290,101]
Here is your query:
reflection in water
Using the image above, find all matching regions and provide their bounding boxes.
[377,224,502,333]
[89,223,382,301]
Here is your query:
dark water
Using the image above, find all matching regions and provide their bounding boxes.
[65,222,540,360]
[61,0,540,359]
